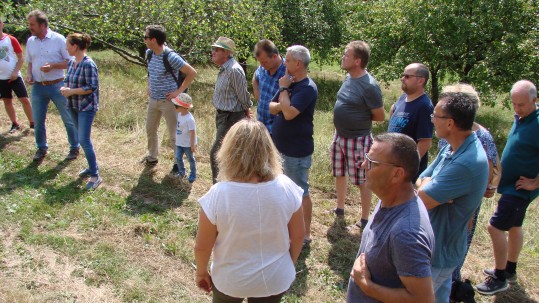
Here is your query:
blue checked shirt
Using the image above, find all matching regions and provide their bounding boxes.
[65,56,99,112]
[254,58,286,133]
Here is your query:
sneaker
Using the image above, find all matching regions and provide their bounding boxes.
[171,164,179,174]
[66,148,80,160]
[8,123,20,134]
[483,268,517,284]
[33,148,47,161]
[329,208,345,217]
[140,156,158,166]
[85,176,103,190]
[188,176,196,183]
[78,168,92,177]
[476,276,509,295]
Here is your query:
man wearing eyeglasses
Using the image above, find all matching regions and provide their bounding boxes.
[388,63,433,180]
[330,41,385,229]
[416,91,489,303]
[210,36,252,184]
[347,133,435,303]
[142,25,197,172]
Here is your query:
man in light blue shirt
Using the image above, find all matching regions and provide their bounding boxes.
[417,90,489,303]
[26,10,79,162]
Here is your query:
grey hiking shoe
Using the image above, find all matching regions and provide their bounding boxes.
[483,268,517,284]
[476,276,509,295]
[66,147,80,160]
[33,148,47,161]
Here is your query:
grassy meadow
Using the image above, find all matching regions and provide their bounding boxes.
[0,50,537,303]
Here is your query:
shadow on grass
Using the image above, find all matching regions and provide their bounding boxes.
[0,129,30,152]
[124,165,190,215]
[0,159,71,192]
[492,283,538,303]
[288,243,311,297]
[326,216,362,292]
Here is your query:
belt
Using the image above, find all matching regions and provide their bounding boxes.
[216,109,243,114]
[36,78,64,85]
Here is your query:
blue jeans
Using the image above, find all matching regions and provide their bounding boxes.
[31,82,79,149]
[432,266,456,303]
[175,145,196,181]
[69,109,98,177]
[282,154,311,196]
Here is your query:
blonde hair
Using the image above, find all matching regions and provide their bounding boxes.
[442,83,481,108]
[217,120,282,182]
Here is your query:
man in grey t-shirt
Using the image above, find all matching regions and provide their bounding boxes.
[330,41,384,229]
[347,133,434,303]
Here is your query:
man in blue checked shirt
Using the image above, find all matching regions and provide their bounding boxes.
[252,39,286,133]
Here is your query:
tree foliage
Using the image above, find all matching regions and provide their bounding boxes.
[9,0,283,65]
[349,0,539,105]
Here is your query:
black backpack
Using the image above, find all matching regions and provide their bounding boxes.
[146,48,187,91]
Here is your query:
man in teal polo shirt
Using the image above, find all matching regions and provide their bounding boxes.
[416,90,489,303]
[476,80,539,295]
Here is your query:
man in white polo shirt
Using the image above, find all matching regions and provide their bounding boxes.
[26,10,79,162]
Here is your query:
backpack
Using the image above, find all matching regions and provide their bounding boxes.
[146,48,187,91]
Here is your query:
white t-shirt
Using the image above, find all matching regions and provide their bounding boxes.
[198,174,303,298]
[175,112,197,147]
[0,34,23,79]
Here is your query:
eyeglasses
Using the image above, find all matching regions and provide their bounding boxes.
[401,74,423,79]
[430,113,452,120]
[144,36,151,40]
[364,153,400,170]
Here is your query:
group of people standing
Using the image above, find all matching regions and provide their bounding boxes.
[1,11,101,190]
[2,10,538,303]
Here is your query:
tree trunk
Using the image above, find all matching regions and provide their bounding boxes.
[431,70,439,105]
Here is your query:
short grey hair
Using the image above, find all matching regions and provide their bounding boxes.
[286,45,310,68]
[511,80,537,102]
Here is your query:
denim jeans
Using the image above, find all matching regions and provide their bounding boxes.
[175,145,196,180]
[69,108,98,177]
[31,82,79,150]
[432,266,456,303]
[282,154,312,196]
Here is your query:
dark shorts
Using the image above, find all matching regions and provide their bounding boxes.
[0,77,29,99]
[211,281,285,303]
[490,194,532,231]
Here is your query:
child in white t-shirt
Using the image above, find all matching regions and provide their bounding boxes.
[171,93,197,183]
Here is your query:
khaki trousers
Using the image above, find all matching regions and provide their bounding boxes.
[145,97,177,161]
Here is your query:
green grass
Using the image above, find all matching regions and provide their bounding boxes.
[0,50,537,302]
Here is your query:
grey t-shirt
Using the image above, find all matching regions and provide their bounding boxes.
[346,196,435,303]
[333,73,383,138]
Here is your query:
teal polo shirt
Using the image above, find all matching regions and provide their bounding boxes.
[498,106,539,201]
[420,133,489,268]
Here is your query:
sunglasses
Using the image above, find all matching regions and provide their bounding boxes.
[401,74,423,79]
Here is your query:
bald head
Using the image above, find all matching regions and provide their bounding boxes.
[510,80,537,118]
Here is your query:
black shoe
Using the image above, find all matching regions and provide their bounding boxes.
[33,148,47,161]
[30,122,35,129]
[476,276,509,295]
[483,268,517,284]
[140,156,158,166]
[66,148,80,160]
[329,207,345,217]
[8,123,20,134]
[171,163,179,174]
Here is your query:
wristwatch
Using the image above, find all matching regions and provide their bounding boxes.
[278,86,290,93]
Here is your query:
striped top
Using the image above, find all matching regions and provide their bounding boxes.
[212,57,252,112]
[147,48,185,100]
[65,56,99,112]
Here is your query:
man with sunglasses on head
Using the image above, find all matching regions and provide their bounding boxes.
[330,41,385,230]
[142,25,197,171]
[347,133,435,303]
[416,90,489,303]
[388,63,433,180]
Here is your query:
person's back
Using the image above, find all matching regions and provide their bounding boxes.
[199,174,302,297]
